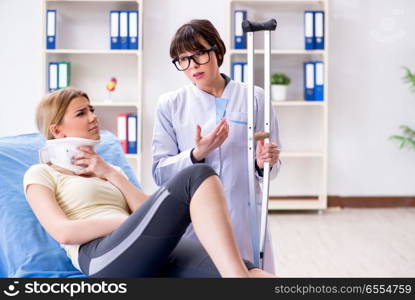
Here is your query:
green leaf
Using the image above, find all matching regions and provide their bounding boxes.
[400,125,415,139]
[402,66,415,92]
[389,134,415,150]
[271,73,291,85]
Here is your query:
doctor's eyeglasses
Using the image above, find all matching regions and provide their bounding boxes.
[172,45,218,71]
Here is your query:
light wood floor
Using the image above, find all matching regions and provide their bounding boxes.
[268,208,415,277]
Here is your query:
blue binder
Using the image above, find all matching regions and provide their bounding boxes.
[128,10,138,49]
[234,10,247,49]
[242,62,247,83]
[127,113,137,154]
[48,62,59,92]
[46,9,56,49]
[304,61,315,100]
[110,10,120,49]
[119,11,129,49]
[314,61,324,101]
[231,62,244,83]
[304,11,314,50]
[314,11,324,49]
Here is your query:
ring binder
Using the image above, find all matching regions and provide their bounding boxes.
[119,11,129,49]
[304,61,315,100]
[314,11,325,49]
[304,11,314,50]
[128,10,138,49]
[314,61,324,101]
[234,10,247,49]
[110,10,120,50]
[46,9,56,49]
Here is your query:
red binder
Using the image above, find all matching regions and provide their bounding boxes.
[117,113,128,153]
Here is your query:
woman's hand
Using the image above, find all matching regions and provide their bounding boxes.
[192,119,229,161]
[256,138,280,169]
[72,146,114,180]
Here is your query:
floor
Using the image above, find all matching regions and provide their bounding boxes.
[268,208,415,277]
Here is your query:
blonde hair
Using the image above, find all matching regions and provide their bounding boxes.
[36,87,90,140]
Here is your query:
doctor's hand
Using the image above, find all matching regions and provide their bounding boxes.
[72,146,113,180]
[256,138,280,169]
[192,119,229,161]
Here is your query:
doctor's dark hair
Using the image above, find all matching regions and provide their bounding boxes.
[170,19,226,67]
[36,87,90,140]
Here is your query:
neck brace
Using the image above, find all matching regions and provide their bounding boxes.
[39,137,100,172]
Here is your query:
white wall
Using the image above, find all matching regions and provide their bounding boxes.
[329,0,415,195]
[0,0,414,196]
[141,0,227,192]
[0,0,43,137]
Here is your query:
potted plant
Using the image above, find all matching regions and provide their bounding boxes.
[390,67,415,150]
[271,72,291,101]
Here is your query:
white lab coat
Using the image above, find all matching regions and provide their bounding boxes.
[151,78,281,273]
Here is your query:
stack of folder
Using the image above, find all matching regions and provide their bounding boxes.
[110,10,139,50]
[232,9,248,81]
[48,62,71,92]
[304,61,324,101]
[304,10,325,50]
[45,9,139,50]
[117,113,138,154]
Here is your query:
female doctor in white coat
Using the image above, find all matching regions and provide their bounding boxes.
[152,19,281,273]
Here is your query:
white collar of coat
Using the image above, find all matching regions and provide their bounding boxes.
[189,73,235,99]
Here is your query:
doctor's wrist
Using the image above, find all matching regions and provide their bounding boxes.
[191,148,205,164]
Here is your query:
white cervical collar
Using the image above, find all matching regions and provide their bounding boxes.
[39,137,100,172]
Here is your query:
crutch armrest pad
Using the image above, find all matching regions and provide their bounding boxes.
[242,19,277,33]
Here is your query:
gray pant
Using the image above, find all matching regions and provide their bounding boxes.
[78,164,255,277]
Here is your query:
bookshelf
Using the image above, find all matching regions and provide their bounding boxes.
[226,0,329,210]
[45,49,141,55]
[41,0,143,182]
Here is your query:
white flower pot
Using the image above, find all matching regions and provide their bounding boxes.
[271,84,288,101]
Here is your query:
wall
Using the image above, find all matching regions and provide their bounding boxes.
[0,0,414,195]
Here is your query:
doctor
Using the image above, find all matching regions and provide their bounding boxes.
[152,19,281,273]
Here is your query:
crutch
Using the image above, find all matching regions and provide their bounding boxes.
[242,19,277,269]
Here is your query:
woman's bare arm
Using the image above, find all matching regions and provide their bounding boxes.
[26,184,127,245]
[103,168,149,212]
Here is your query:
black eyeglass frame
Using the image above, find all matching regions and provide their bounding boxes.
[172,45,218,71]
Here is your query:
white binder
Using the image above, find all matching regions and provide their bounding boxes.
[128,10,138,49]
[46,10,56,49]
[314,11,324,49]
[48,62,58,91]
[58,62,69,89]
[304,11,314,49]
[110,11,120,49]
[119,11,129,49]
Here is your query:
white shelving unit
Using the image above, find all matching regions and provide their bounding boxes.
[41,0,143,182]
[45,49,141,55]
[229,49,325,55]
[226,0,329,210]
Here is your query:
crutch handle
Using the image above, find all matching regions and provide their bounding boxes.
[242,19,277,33]
[254,132,270,141]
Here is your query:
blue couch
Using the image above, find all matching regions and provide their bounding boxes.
[0,131,141,277]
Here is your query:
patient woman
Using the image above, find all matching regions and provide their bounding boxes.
[23,87,274,278]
